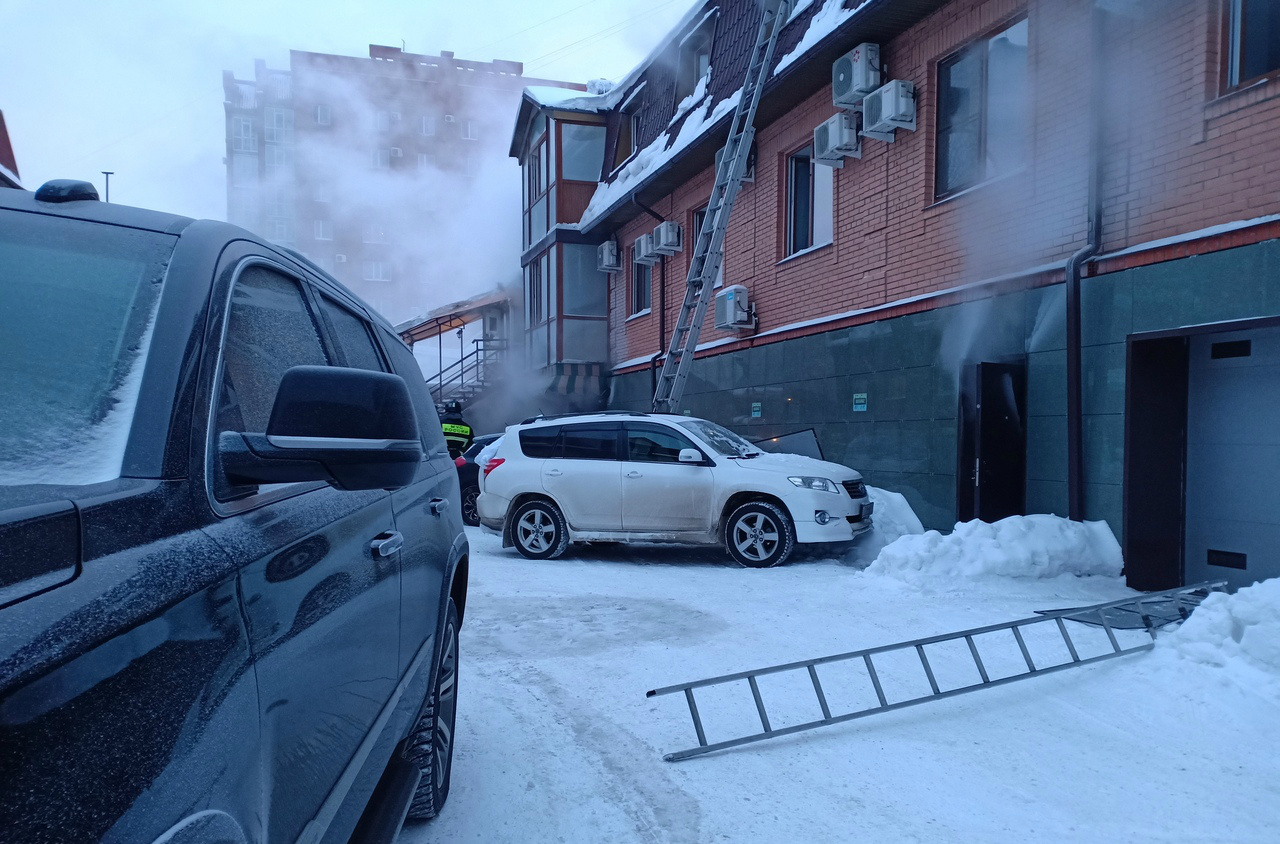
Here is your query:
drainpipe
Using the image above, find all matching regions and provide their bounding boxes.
[632,193,667,396]
[1065,1,1107,521]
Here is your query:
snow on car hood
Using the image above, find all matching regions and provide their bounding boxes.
[727,451,862,480]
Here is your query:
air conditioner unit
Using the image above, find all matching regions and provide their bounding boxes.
[714,284,753,329]
[861,79,916,142]
[390,147,403,157]
[597,240,622,272]
[814,113,860,167]
[653,221,683,255]
[832,43,881,110]
[444,114,456,123]
[634,233,660,266]
[334,254,348,263]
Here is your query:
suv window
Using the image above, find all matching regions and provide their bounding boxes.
[378,329,447,455]
[319,295,385,372]
[519,426,561,458]
[626,424,697,463]
[560,423,619,461]
[0,214,175,486]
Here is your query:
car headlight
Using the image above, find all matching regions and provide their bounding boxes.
[788,476,839,494]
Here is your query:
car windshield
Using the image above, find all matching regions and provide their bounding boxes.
[0,214,174,486]
[678,419,760,457]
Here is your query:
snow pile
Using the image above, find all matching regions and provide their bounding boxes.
[866,515,1123,585]
[774,0,873,76]
[1157,578,1280,689]
[847,486,926,564]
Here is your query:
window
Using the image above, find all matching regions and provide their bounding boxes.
[560,123,606,181]
[362,261,391,281]
[272,75,291,100]
[264,189,289,219]
[264,108,293,144]
[376,110,400,132]
[373,148,392,169]
[362,227,388,244]
[626,425,697,463]
[313,184,331,203]
[519,425,561,458]
[315,104,331,126]
[420,115,436,136]
[318,296,385,372]
[630,246,651,315]
[269,220,292,243]
[232,117,256,152]
[560,424,619,460]
[1227,0,1280,88]
[417,152,432,170]
[561,243,607,315]
[527,256,546,325]
[230,153,257,187]
[379,328,447,455]
[936,18,1029,198]
[614,105,642,170]
[786,146,833,255]
[313,219,332,241]
[463,120,478,140]
[265,144,291,172]
[692,207,725,287]
[676,20,715,102]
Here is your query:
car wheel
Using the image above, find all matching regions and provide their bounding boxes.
[511,499,569,560]
[724,501,795,568]
[461,485,481,527]
[405,597,459,820]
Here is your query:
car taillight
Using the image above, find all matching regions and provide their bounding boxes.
[455,456,466,468]
[483,458,504,477]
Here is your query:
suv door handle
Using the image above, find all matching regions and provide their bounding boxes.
[544,469,563,477]
[370,531,404,557]
[625,471,642,479]
[429,498,449,516]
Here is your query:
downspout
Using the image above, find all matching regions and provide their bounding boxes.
[633,193,667,397]
[1065,1,1107,521]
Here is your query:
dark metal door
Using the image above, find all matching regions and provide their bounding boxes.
[958,361,1027,522]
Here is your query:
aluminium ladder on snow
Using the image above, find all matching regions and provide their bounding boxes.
[651,0,791,414]
[647,582,1227,761]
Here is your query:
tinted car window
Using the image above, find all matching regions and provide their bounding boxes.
[216,265,329,438]
[626,425,697,463]
[0,213,174,486]
[379,329,447,455]
[519,426,561,458]
[320,296,386,373]
[561,424,619,461]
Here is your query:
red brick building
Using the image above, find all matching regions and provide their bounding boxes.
[510,0,1280,590]
[223,47,582,321]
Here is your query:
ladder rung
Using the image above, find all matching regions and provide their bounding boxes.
[808,665,832,720]
[965,635,990,683]
[916,644,940,695]
[748,675,772,733]
[684,689,708,747]
[863,654,888,708]
[1011,625,1037,672]
[1055,617,1081,662]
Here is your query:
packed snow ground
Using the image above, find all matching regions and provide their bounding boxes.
[404,516,1280,843]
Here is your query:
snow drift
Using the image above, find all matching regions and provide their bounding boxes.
[846,486,925,564]
[1157,577,1280,686]
[866,515,1123,584]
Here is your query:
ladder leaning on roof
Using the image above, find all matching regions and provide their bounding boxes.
[647,582,1227,761]
[651,0,790,414]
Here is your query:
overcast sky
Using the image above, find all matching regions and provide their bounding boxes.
[0,0,693,220]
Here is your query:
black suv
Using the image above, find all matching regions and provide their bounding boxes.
[0,182,467,843]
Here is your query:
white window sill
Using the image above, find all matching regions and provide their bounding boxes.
[626,308,652,322]
[928,167,1027,211]
[777,240,832,266]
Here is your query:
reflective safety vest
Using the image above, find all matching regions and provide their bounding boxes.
[442,422,473,456]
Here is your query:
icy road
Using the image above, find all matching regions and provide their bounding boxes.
[404,525,1280,843]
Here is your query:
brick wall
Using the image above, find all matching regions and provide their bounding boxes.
[607,0,1280,371]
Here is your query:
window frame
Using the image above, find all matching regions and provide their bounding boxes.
[785,145,818,256]
[624,422,702,464]
[629,245,651,317]
[692,206,725,288]
[934,16,1030,200]
[1224,0,1280,91]
[675,15,717,104]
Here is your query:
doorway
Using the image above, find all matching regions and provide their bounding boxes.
[957,360,1028,523]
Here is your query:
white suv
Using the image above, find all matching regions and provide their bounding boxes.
[476,412,873,567]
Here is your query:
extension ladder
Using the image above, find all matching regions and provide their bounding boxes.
[648,582,1226,761]
[651,0,790,413]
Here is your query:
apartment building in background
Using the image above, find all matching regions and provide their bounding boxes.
[508,0,1280,591]
[223,47,583,320]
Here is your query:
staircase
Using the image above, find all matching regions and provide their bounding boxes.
[427,338,508,404]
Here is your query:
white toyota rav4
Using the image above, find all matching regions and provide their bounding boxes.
[476,411,873,567]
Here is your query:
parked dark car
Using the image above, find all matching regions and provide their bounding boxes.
[0,181,468,844]
[455,433,501,526]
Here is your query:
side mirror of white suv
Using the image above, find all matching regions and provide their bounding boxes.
[678,448,703,464]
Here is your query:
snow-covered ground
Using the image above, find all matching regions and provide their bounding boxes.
[404,521,1280,843]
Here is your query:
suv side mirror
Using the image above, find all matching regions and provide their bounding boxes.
[678,448,703,464]
[220,366,424,491]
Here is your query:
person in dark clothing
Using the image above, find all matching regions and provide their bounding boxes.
[440,400,474,459]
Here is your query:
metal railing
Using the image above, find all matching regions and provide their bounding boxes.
[428,338,507,403]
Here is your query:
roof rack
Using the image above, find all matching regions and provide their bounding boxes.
[518,410,651,425]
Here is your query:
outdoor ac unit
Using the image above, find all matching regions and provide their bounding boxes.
[334,254,348,263]
[390,147,403,157]
[814,113,860,167]
[714,284,753,329]
[634,233,660,266]
[861,80,916,142]
[653,221,683,255]
[597,240,622,272]
[832,43,881,110]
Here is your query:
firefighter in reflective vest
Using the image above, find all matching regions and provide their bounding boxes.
[440,400,473,459]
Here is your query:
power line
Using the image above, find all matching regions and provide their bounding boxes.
[523,0,688,72]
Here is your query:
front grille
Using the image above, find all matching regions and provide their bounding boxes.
[846,514,863,524]
[841,480,866,499]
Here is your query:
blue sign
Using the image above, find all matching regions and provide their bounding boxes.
[852,393,868,412]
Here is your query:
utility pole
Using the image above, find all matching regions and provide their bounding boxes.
[100,171,113,203]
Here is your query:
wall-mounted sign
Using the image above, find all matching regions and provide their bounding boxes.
[751,402,762,418]
[852,392,868,412]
